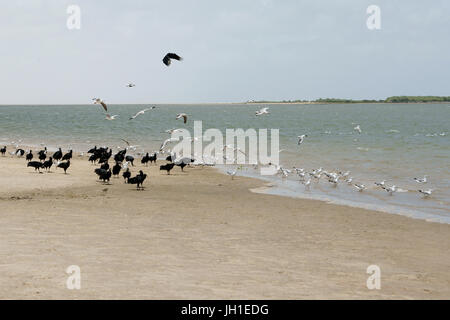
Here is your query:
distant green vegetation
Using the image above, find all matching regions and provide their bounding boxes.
[246,96,450,104]
[384,96,450,103]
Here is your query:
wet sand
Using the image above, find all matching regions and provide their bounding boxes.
[0,154,449,299]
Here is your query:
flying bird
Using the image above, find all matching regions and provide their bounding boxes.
[105,114,119,121]
[418,189,433,197]
[255,107,270,116]
[176,113,188,124]
[354,125,362,134]
[93,98,108,112]
[163,53,183,66]
[297,135,307,145]
[414,176,428,184]
[126,83,136,88]
[129,107,155,120]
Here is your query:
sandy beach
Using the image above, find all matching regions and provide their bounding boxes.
[0,153,448,299]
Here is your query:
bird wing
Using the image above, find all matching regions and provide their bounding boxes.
[163,55,171,66]
[182,115,187,124]
[100,101,108,111]
[167,53,182,61]
[120,139,130,146]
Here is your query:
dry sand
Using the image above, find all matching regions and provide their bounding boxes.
[0,154,449,299]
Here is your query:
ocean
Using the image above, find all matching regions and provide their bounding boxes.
[0,103,449,223]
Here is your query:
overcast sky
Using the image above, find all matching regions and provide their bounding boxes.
[1,0,449,104]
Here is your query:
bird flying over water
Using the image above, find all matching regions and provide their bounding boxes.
[414,175,428,184]
[418,189,433,197]
[163,53,183,66]
[93,98,108,112]
[129,107,155,120]
[354,125,362,134]
[176,113,188,124]
[105,114,119,121]
[297,135,307,145]
[255,107,270,116]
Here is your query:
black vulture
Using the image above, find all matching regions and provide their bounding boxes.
[27,161,43,172]
[26,150,33,162]
[57,160,71,174]
[53,148,63,161]
[160,163,175,175]
[163,53,182,66]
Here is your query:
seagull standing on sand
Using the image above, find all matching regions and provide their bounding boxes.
[255,107,270,116]
[303,179,311,189]
[354,125,362,134]
[176,113,188,124]
[163,53,183,66]
[297,134,307,145]
[93,98,108,112]
[129,107,155,120]
[227,169,237,180]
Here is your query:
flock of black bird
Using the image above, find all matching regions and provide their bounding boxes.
[0,51,187,190]
[0,143,194,191]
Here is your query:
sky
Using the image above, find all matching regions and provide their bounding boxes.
[0,0,449,104]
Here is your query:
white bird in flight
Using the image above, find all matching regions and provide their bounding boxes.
[374,180,386,188]
[129,107,155,120]
[163,128,183,134]
[255,107,270,116]
[383,185,397,195]
[176,113,188,124]
[105,114,119,121]
[297,134,307,145]
[354,124,362,134]
[414,175,428,183]
[159,137,179,151]
[126,83,136,88]
[418,189,433,197]
[93,98,108,111]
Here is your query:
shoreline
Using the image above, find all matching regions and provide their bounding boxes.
[0,154,449,299]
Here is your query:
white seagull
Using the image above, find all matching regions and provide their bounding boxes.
[374,180,386,188]
[354,184,366,192]
[255,107,270,116]
[354,125,362,134]
[176,113,188,124]
[418,189,433,197]
[414,175,428,184]
[93,98,108,112]
[105,114,119,121]
[297,134,308,145]
[227,169,237,180]
[383,185,397,195]
[159,137,179,151]
[129,107,155,120]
